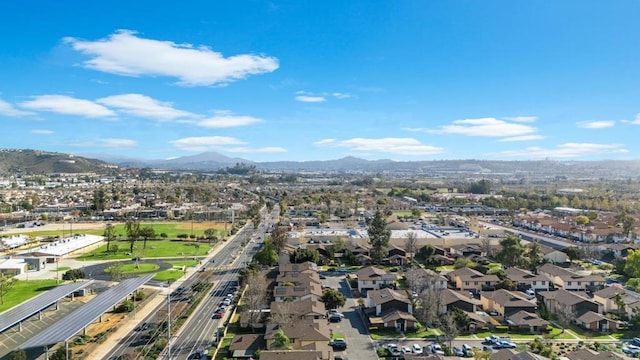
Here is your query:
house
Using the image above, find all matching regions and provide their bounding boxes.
[538,263,605,291]
[480,289,537,317]
[593,287,640,319]
[404,268,448,293]
[576,311,621,332]
[375,309,418,332]
[387,245,407,258]
[366,288,413,315]
[264,318,331,355]
[279,261,317,275]
[276,271,322,286]
[259,350,323,360]
[491,348,551,360]
[441,288,482,313]
[0,258,28,276]
[270,297,326,320]
[539,244,569,264]
[387,254,408,266]
[603,243,638,258]
[505,267,552,292]
[228,334,264,359]
[450,244,483,258]
[537,289,601,318]
[564,348,627,360]
[506,310,550,333]
[356,266,397,293]
[273,282,323,302]
[447,267,499,292]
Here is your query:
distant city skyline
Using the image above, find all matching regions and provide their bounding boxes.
[1,1,639,161]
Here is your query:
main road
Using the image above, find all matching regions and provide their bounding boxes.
[103,208,275,360]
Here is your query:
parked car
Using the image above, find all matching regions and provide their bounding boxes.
[331,338,347,350]
[401,346,412,354]
[431,344,444,355]
[412,343,423,354]
[633,337,640,346]
[484,335,499,344]
[193,349,205,359]
[386,343,401,356]
[623,344,640,356]
[452,347,465,356]
[329,309,345,318]
[328,314,342,323]
[494,340,517,349]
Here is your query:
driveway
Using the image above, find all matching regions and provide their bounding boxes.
[322,273,377,360]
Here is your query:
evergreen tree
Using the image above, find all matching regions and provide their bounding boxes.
[367,211,391,264]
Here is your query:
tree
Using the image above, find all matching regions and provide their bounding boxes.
[125,220,141,253]
[562,246,583,261]
[527,241,545,271]
[575,215,590,225]
[289,248,320,264]
[411,207,422,219]
[107,262,124,281]
[139,226,156,250]
[368,211,391,264]
[415,244,436,265]
[624,250,640,278]
[50,347,72,360]
[0,274,17,305]
[415,286,444,328]
[104,223,116,254]
[439,311,459,349]
[270,329,292,350]
[115,299,135,313]
[8,349,27,360]
[204,228,218,245]
[270,226,289,255]
[404,232,418,265]
[451,307,471,333]
[614,292,627,319]
[321,288,346,310]
[62,269,85,282]
[253,242,278,266]
[453,257,477,269]
[328,237,345,259]
[495,235,526,268]
[555,305,574,333]
[92,188,107,212]
[243,271,268,331]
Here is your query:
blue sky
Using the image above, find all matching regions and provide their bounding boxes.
[1,1,639,162]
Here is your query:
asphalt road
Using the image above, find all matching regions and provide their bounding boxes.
[322,273,378,360]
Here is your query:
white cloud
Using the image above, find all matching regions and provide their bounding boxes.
[332,92,351,99]
[498,135,545,142]
[577,120,615,129]
[620,114,640,125]
[314,138,336,145]
[71,138,137,148]
[64,30,279,87]
[225,147,287,153]
[492,143,628,159]
[197,114,262,128]
[96,94,195,121]
[431,118,537,137]
[0,99,33,116]
[317,137,444,156]
[170,136,246,151]
[295,95,326,103]
[20,95,115,117]
[31,129,53,134]
[504,116,538,123]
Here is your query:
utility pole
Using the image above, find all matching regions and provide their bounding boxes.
[166,283,172,359]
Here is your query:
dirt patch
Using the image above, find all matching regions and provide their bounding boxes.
[174,221,228,231]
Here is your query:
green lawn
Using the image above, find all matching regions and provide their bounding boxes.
[332,332,344,340]
[544,327,578,340]
[106,263,159,274]
[153,269,184,282]
[369,326,439,340]
[76,240,211,260]
[0,279,58,312]
[473,331,538,340]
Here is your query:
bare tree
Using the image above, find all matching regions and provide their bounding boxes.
[243,271,268,331]
[555,305,575,333]
[415,285,444,329]
[270,226,289,255]
[270,300,296,327]
[404,232,418,265]
[439,311,459,349]
[480,237,493,258]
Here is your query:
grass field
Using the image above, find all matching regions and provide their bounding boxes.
[153,269,185,282]
[166,260,199,267]
[9,221,230,239]
[0,279,58,312]
[51,266,71,272]
[76,240,211,260]
[105,263,159,274]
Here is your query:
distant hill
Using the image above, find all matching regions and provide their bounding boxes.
[83,151,640,177]
[0,149,113,175]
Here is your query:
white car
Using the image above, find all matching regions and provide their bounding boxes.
[412,344,423,354]
[401,346,412,354]
[431,344,444,355]
[623,344,640,356]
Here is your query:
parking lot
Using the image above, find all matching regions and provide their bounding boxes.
[321,272,378,360]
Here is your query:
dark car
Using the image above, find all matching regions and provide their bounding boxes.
[332,338,347,350]
[328,314,342,323]
[193,349,205,359]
